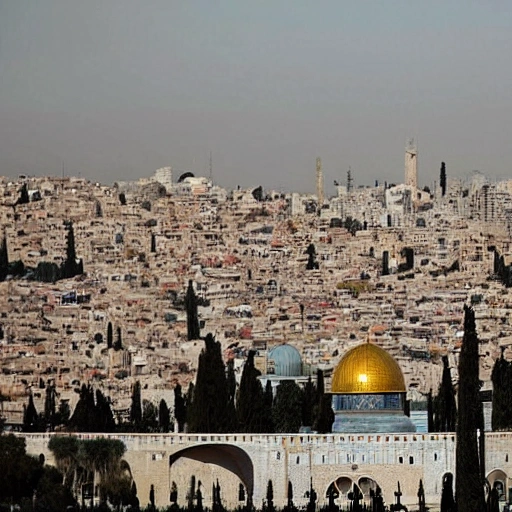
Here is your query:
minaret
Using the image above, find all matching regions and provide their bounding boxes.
[316,157,324,212]
[404,140,418,189]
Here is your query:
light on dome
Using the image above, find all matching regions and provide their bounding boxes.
[358,373,368,383]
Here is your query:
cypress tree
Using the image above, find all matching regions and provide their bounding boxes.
[456,305,485,512]
[237,350,264,432]
[107,322,113,349]
[17,183,29,205]
[114,326,123,351]
[62,221,80,279]
[23,393,40,432]
[0,232,9,282]
[174,384,187,432]
[306,244,318,270]
[262,380,275,433]
[427,389,434,432]
[158,398,171,432]
[417,479,426,512]
[435,355,457,431]
[188,333,231,433]
[301,376,316,428]
[440,473,456,512]
[95,389,115,432]
[43,381,56,430]
[491,348,511,430]
[69,384,97,432]
[266,480,275,512]
[185,280,200,340]
[313,393,334,434]
[150,233,156,253]
[272,381,302,433]
[440,162,447,197]
[130,381,143,427]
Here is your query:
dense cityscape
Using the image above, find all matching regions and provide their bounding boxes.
[1,151,512,510]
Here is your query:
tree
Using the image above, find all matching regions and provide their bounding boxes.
[17,183,30,205]
[151,233,156,253]
[95,389,115,432]
[185,280,200,340]
[266,480,275,512]
[107,321,113,349]
[23,393,41,432]
[313,369,334,433]
[440,162,447,197]
[491,348,512,430]
[114,326,123,351]
[262,380,275,433]
[237,350,265,432]
[440,473,456,512]
[301,376,316,428]
[0,232,9,282]
[434,355,457,431]
[174,384,187,432]
[69,384,97,432]
[61,221,82,279]
[306,244,319,270]
[130,381,143,427]
[44,381,57,430]
[159,398,171,432]
[272,381,302,433]
[456,305,486,512]
[150,483,155,510]
[417,479,426,512]
[188,333,233,433]
[119,192,126,205]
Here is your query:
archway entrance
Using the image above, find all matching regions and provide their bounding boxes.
[169,444,254,509]
[326,476,382,510]
[487,469,508,502]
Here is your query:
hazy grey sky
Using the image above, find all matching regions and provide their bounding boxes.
[1,1,511,193]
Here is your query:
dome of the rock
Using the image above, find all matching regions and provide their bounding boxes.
[331,342,406,394]
[267,344,302,377]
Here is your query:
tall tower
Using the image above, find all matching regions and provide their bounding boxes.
[404,140,418,189]
[316,157,324,212]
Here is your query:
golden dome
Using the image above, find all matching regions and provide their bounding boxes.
[331,342,406,394]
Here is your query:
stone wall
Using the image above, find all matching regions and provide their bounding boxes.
[19,432,512,510]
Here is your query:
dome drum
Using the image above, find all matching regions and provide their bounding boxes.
[332,393,405,412]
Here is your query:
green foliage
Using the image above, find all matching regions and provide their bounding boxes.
[272,381,302,433]
[107,321,113,349]
[185,280,200,340]
[61,221,82,279]
[158,398,171,433]
[17,183,30,205]
[301,377,316,428]
[68,384,115,432]
[0,233,9,282]
[34,261,61,283]
[23,393,43,432]
[237,351,264,432]
[306,244,318,270]
[142,400,159,432]
[0,433,75,510]
[174,384,187,433]
[440,162,447,197]
[262,380,274,433]
[114,326,123,351]
[49,435,130,508]
[344,216,362,236]
[491,349,512,430]
[188,333,233,433]
[455,306,486,512]
[432,356,457,432]
[130,381,143,426]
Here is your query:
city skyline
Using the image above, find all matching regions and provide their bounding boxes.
[1,1,512,193]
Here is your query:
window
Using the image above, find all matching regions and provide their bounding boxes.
[398,456,403,464]
[409,456,414,465]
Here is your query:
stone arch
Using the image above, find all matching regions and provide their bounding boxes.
[487,469,508,501]
[357,476,379,498]
[169,444,254,497]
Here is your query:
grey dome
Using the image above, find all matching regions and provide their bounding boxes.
[267,344,302,377]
